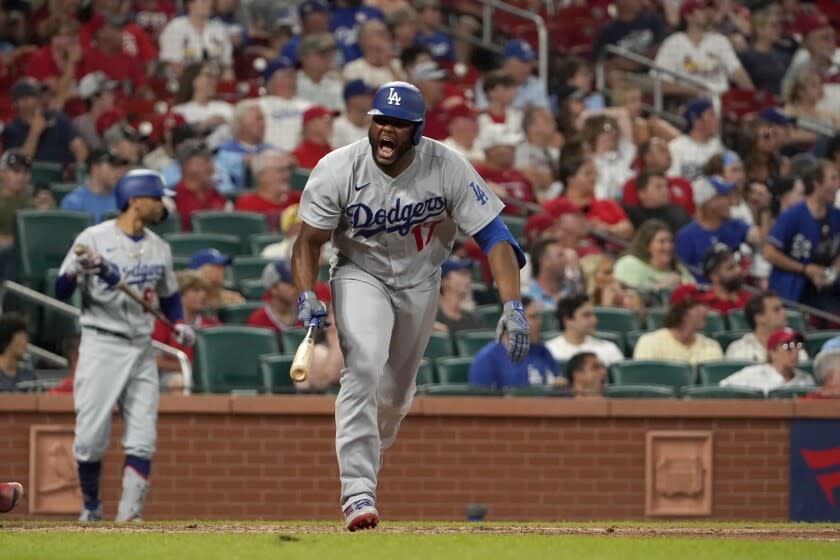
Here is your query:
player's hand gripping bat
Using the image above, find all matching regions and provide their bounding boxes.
[73,244,175,329]
[290,320,318,382]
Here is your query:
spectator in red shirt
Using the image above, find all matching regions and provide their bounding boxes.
[79,13,148,95]
[473,127,535,215]
[476,70,521,143]
[696,242,751,312]
[25,19,82,108]
[152,269,221,391]
[622,137,695,215]
[246,261,298,347]
[173,139,228,230]
[234,150,301,226]
[133,0,176,41]
[291,105,338,170]
[410,60,450,141]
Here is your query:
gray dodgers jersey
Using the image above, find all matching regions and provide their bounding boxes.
[298,137,505,290]
[59,220,178,338]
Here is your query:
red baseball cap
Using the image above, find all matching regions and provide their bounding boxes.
[679,0,710,20]
[524,212,555,245]
[766,328,805,351]
[149,111,187,144]
[542,197,578,219]
[447,102,478,120]
[668,283,703,306]
[314,281,332,304]
[302,105,339,126]
[95,108,125,135]
[797,13,832,38]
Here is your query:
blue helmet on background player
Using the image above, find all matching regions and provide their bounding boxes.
[368,81,425,145]
[114,169,174,221]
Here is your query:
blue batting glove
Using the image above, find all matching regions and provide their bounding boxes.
[495,300,530,362]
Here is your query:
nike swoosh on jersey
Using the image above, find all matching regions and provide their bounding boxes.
[354,182,371,191]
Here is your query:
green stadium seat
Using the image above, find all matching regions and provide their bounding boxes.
[610,360,695,391]
[605,384,676,398]
[798,361,814,376]
[417,383,499,396]
[540,330,561,343]
[190,211,268,253]
[40,268,81,351]
[240,278,265,300]
[646,308,667,330]
[595,330,628,357]
[193,326,279,393]
[416,358,435,385]
[291,168,310,191]
[786,310,808,332]
[424,331,454,359]
[768,385,817,399]
[503,385,573,397]
[147,212,181,237]
[555,359,568,379]
[501,216,525,243]
[702,310,726,336]
[250,233,284,255]
[712,330,749,352]
[805,331,840,356]
[454,329,496,356]
[472,282,499,306]
[49,182,78,205]
[216,302,263,324]
[231,256,273,286]
[475,304,501,329]
[318,263,331,282]
[697,360,755,385]
[15,210,92,289]
[538,309,558,332]
[281,328,307,355]
[625,329,646,354]
[727,309,808,333]
[435,356,473,384]
[259,354,297,393]
[163,233,240,259]
[681,386,764,399]
[173,256,190,271]
[594,307,641,333]
[30,161,63,187]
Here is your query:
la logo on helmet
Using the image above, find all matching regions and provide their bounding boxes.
[387,88,401,106]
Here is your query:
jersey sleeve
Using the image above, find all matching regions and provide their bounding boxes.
[158,21,183,62]
[718,35,744,75]
[767,207,795,250]
[444,153,505,236]
[297,158,345,230]
[157,241,179,298]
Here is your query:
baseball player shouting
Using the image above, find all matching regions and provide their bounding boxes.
[291,82,528,531]
[55,170,194,522]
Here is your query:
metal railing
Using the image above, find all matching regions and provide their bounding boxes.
[0,280,194,395]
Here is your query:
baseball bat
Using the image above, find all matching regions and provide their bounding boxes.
[73,244,175,329]
[290,322,317,382]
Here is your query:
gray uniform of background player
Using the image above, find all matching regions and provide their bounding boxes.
[298,137,504,502]
[59,220,177,465]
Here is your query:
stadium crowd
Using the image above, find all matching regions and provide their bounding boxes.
[0,0,839,398]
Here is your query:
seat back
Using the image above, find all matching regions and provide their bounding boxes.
[474,304,501,329]
[231,256,273,286]
[604,384,676,398]
[435,356,474,384]
[163,233,241,259]
[30,161,64,187]
[610,360,695,390]
[193,326,279,393]
[424,331,455,359]
[417,383,499,396]
[702,310,727,336]
[805,331,840,356]
[712,330,749,352]
[190,211,268,253]
[216,302,263,324]
[280,328,308,355]
[15,210,92,289]
[681,386,764,399]
[147,212,182,237]
[697,360,755,385]
[250,233,285,255]
[259,353,297,393]
[594,307,641,332]
[49,182,78,205]
[768,385,817,399]
[454,329,497,357]
[503,386,573,397]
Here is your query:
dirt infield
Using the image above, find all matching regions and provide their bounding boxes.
[2,523,839,540]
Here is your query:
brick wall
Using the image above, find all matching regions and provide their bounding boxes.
[2,395,826,521]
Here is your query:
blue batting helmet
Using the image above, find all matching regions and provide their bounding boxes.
[114,169,172,211]
[368,81,425,145]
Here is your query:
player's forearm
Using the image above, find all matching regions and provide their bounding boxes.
[487,241,521,303]
[292,234,322,290]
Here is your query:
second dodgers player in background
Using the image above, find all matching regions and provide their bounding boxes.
[292,82,529,531]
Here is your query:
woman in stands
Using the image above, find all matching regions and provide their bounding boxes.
[579,253,644,318]
[172,61,234,148]
[579,111,635,201]
[783,64,840,130]
[737,118,789,191]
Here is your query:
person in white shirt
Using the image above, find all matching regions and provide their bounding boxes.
[782,13,840,116]
[725,291,809,362]
[342,19,404,87]
[442,102,484,164]
[296,32,344,112]
[158,0,233,78]
[514,106,562,201]
[546,294,625,366]
[260,56,312,152]
[653,0,753,97]
[667,98,724,180]
[477,70,523,149]
[172,61,234,149]
[720,328,816,395]
[331,80,373,148]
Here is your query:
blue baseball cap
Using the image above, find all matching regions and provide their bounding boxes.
[299,0,329,17]
[261,260,293,289]
[343,79,375,101]
[822,336,840,352]
[693,175,736,207]
[441,258,472,279]
[502,39,535,62]
[188,249,232,269]
[682,97,713,132]
[758,107,797,126]
[263,56,295,82]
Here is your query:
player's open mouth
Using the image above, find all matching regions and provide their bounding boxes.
[377,138,396,159]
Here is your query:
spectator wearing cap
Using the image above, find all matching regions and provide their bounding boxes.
[675,175,760,282]
[720,328,815,394]
[738,5,792,97]
[24,19,82,108]
[101,119,145,166]
[386,6,419,53]
[435,259,481,334]
[469,296,560,390]
[474,40,549,111]
[260,56,313,152]
[60,150,129,223]
[159,0,234,79]
[78,11,149,95]
[278,0,332,62]
[173,61,235,149]
[332,80,374,148]
[622,138,695,215]
[173,139,229,231]
[411,60,452,140]
[413,0,455,63]
[3,78,88,170]
[246,261,298,341]
[296,33,344,113]
[234,150,301,221]
[134,0,177,41]
[677,245,750,314]
[472,127,535,215]
[633,286,723,365]
[0,151,39,248]
[622,170,691,233]
[329,0,385,64]
[342,19,405,88]
[614,219,694,296]
[188,248,243,309]
[152,270,221,391]
[764,159,840,319]
[213,100,274,192]
[726,291,809,362]
[667,98,724,181]
[73,72,118,151]
[590,0,666,80]
[292,106,338,170]
[653,0,753,97]
[522,238,584,313]
[546,294,625,367]
[783,12,840,113]
[476,70,523,149]
[442,102,483,164]
[808,347,840,399]
[514,106,562,202]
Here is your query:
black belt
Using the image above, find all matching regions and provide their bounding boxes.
[84,326,132,341]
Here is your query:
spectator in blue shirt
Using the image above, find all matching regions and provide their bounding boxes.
[468,296,559,390]
[60,150,129,223]
[214,99,275,191]
[565,351,607,397]
[330,0,384,64]
[414,0,455,63]
[280,0,332,63]
[763,160,840,318]
[675,175,761,282]
[474,40,550,111]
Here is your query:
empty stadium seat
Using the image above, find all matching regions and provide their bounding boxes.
[625,329,646,352]
[49,182,78,205]
[193,326,279,393]
[435,356,473,384]
[291,169,310,190]
[239,279,266,300]
[538,309,559,332]
[280,328,307,354]
[190,211,268,254]
[417,359,435,385]
[231,257,273,285]
[15,210,92,289]
[595,330,627,357]
[645,308,667,330]
[768,386,817,399]
[163,233,241,259]
[259,354,297,393]
[594,307,641,333]
[474,304,501,329]
[610,360,695,391]
[702,311,727,336]
[681,386,764,399]
[454,329,496,356]
[30,161,63,187]
[148,212,182,237]
[604,384,676,398]
[250,233,285,255]
[216,302,263,324]
[805,331,840,356]
[697,360,755,385]
[416,384,499,396]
